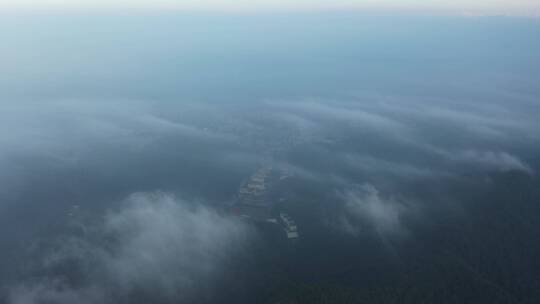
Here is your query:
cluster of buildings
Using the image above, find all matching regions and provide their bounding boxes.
[233,167,299,241]
[236,167,273,220]
[279,213,299,240]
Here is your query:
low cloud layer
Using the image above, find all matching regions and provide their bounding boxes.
[1,14,539,303]
[8,192,252,304]
[444,150,533,174]
[338,184,409,237]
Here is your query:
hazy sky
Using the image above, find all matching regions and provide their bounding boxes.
[1,0,540,15]
[1,7,540,303]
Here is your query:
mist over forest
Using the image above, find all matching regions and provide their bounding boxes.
[1,13,540,304]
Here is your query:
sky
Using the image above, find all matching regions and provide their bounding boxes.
[1,0,540,15]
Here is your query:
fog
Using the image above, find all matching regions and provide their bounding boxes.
[1,12,540,304]
[9,192,252,304]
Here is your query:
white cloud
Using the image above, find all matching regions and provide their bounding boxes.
[339,184,407,237]
[0,100,237,203]
[8,192,252,304]
[438,149,533,174]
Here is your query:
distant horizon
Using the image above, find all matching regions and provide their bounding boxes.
[1,0,540,17]
[1,8,540,19]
